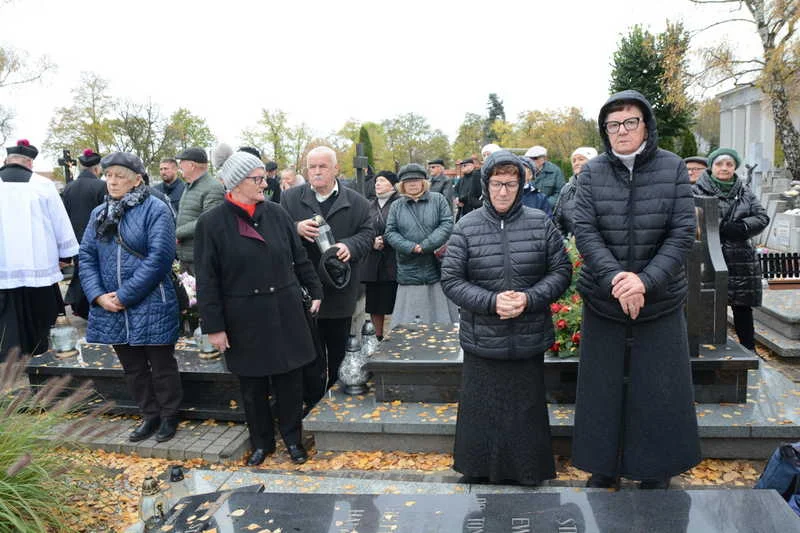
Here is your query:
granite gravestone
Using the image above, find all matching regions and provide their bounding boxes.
[157,489,800,532]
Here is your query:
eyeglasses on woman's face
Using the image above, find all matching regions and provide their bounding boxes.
[247,174,266,185]
[604,116,642,134]
[487,179,519,192]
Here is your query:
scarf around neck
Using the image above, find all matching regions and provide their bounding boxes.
[95,183,150,239]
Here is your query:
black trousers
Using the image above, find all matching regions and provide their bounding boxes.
[731,305,755,350]
[238,368,303,449]
[113,344,183,419]
[317,317,351,388]
[0,284,63,361]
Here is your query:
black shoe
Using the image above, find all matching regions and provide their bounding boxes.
[129,417,161,442]
[246,446,275,466]
[155,417,179,443]
[287,443,309,464]
[457,475,488,484]
[586,473,615,488]
[639,478,670,490]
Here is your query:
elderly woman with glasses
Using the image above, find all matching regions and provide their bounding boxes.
[79,152,183,443]
[692,148,769,351]
[441,150,572,485]
[194,149,323,466]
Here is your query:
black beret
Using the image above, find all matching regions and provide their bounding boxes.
[175,147,208,163]
[6,139,38,160]
[397,163,427,181]
[375,170,398,185]
[101,152,146,175]
[78,148,101,167]
[264,161,278,172]
[427,159,445,166]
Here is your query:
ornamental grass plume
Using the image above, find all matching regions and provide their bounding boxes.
[0,349,111,532]
[549,237,584,358]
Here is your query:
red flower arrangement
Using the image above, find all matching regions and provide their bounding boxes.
[549,237,584,358]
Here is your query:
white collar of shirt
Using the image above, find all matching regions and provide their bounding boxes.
[314,180,339,203]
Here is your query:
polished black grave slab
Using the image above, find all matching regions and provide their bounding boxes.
[367,324,759,404]
[159,489,800,533]
[26,341,245,421]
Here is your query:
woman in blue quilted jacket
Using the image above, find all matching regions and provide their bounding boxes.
[80,152,182,444]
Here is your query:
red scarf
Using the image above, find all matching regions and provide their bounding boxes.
[226,192,256,218]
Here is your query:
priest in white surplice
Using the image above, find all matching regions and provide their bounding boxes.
[0,139,79,360]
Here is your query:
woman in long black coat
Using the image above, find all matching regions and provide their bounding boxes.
[361,171,400,340]
[692,148,769,350]
[441,150,571,485]
[195,151,323,466]
[572,90,701,489]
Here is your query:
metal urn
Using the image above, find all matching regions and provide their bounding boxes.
[338,334,368,395]
[360,318,379,357]
[49,315,78,353]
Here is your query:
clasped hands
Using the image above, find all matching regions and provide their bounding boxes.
[96,292,125,312]
[495,290,527,320]
[611,272,645,320]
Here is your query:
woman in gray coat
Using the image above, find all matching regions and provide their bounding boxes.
[384,163,456,326]
[441,151,571,485]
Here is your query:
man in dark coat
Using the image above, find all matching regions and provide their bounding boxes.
[571,90,700,489]
[153,158,185,214]
[427,159,454,209]
[280,146,374,399]
[61,149,108,318]
[454,157,482,220]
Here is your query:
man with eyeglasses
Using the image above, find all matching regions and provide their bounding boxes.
[175,147,224,275]
[523,145,565,209]
[570,90,700,491]
[684,156,708,184]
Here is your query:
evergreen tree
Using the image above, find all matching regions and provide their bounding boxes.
[358,125,374,168]
[483,93,506,144]
[610,23,694,147]
[679,129,698,159]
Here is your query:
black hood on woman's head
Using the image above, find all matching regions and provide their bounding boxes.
[598,89,659,156]
[480,149,527,216]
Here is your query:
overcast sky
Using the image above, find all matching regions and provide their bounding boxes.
[2,0,756,168]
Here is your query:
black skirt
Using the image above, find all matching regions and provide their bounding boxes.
[364,281,397,315]
[453,351,555,485]
[0,284,64,361]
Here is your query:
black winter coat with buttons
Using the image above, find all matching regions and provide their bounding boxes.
[194,199,323,376]
[441,150,572,360]
[573,90,696,323]
[280,181,374,319]
[692,172,769,307]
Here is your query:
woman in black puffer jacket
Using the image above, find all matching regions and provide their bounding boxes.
[571,90,701,490]
[441,150,571,486]
[692,148,769,350]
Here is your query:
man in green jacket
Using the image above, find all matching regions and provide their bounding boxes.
[175,147,224,275]
[524,145,565,209]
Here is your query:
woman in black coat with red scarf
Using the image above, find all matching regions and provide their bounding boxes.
[194,150,323,466]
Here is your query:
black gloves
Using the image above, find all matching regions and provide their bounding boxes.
[720,220,749,241]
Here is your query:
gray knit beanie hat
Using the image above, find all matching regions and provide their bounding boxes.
[219,151,265,191]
